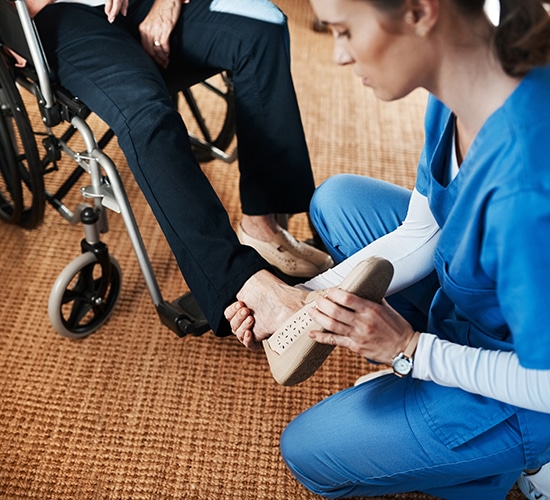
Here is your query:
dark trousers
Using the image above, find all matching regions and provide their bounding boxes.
[34,0,315,335]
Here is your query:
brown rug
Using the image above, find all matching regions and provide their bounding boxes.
[0,1,526,498]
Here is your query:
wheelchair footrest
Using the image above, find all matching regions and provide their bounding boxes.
[157,292,210,337]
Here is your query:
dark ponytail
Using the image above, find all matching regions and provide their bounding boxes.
[494,0,550,76]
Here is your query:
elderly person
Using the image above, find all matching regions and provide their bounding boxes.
[24,0,333,337]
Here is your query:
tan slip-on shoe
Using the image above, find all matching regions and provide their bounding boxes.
[237,224,333,278]
[263,256,394,386]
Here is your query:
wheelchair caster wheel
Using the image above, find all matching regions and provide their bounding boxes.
[48,252,122,339]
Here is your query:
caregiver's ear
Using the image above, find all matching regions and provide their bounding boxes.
[403,0,439,37]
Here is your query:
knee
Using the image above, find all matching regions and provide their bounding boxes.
[280,423,320,495]
[310,174,361,220]
[310,174,362,259]
[122,97,184,140]
[279,421,303,475]
[280,420,342,498]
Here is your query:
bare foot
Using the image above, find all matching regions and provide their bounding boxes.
[224,270,307,350]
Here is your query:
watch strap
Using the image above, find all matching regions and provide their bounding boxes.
[404,332,420,359]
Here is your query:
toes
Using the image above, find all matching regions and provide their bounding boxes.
[224,301,244,321]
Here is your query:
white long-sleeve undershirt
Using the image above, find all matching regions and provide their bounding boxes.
[300,187,440,295]
[300,185,550,414]
[414,334,550,413]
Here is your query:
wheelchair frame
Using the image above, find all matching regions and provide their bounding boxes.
[0,0,237,339]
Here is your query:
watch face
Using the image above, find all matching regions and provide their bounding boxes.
[393,356,412,375]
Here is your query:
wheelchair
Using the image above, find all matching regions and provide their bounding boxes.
[0,0,237,339]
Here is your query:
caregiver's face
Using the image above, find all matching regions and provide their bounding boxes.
[310,0,428,101]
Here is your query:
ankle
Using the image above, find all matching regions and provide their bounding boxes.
[240,215,280,241]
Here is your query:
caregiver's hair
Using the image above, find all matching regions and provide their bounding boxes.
[363,0,550,76]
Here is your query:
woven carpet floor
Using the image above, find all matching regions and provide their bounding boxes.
[0,1,526,498]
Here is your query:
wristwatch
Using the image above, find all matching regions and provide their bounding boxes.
[391,333,420,378]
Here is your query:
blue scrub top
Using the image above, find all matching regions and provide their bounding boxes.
[409,65,550,462]
[416,64,550,370]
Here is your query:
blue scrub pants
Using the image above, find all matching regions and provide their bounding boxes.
[33,0,315,336]
[283,174,526,499]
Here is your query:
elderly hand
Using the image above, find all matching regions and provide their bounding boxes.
[26,0,128,21]
[308,288,417,366]
[25,0,55,17]
[104,0,129,23]
[139,0,190,68]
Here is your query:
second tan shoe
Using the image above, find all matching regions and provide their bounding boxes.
[237,224,333,278]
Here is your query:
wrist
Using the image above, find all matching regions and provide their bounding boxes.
[404,331,420,358]
[391,332,420,377]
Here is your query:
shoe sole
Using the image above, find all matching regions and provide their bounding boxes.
[263,256,394,386]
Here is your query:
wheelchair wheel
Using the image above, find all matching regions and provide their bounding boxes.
[0,107,23,224]
[48,252,122,339]
[0,52,45,229]
[179,72,236,163]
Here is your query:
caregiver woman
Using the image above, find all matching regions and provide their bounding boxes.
[225,0,550,498]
